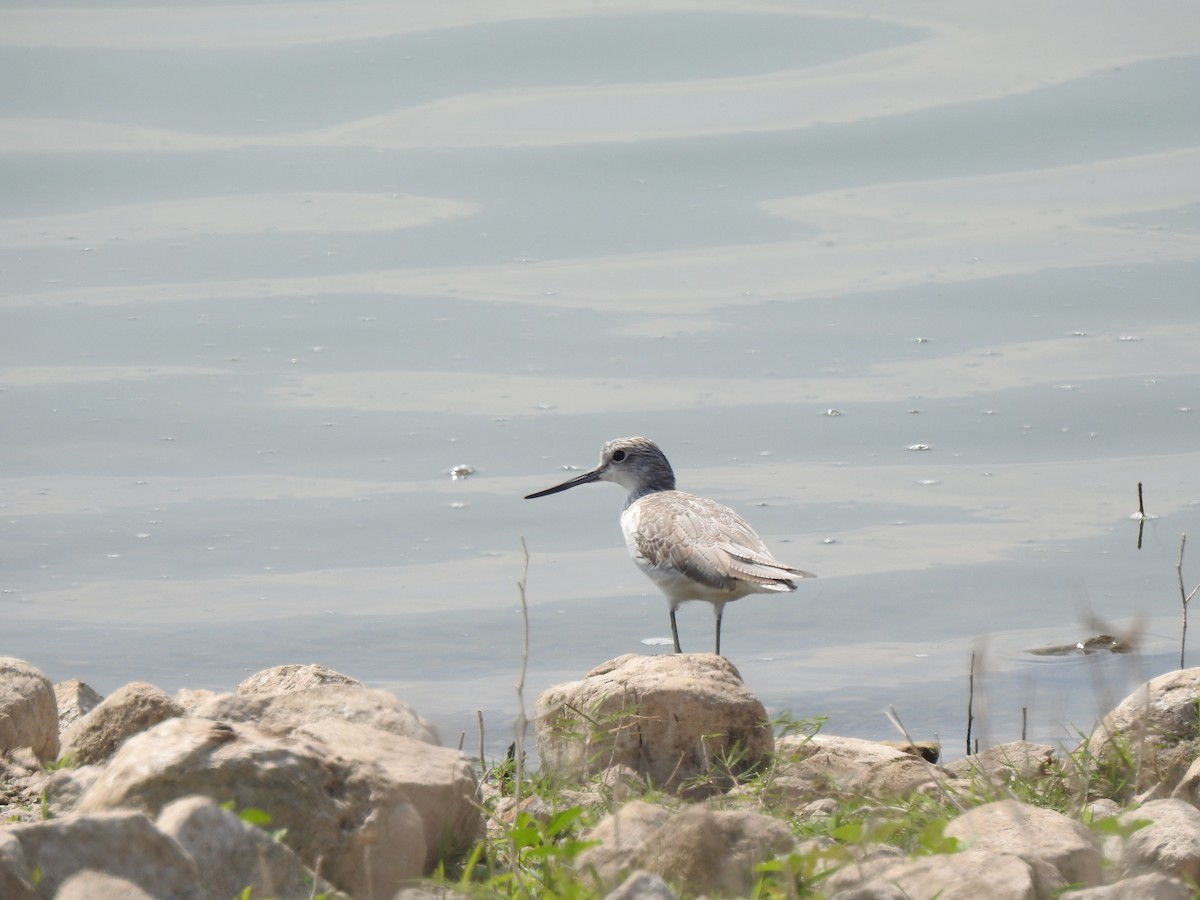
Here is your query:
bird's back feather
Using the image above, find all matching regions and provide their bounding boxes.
[623,490,812,601]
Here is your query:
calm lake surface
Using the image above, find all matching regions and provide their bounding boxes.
[3,1,1200,761]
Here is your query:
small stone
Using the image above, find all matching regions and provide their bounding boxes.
[604,869,677,900]
[53,679,102,731]
[55,872,157,900]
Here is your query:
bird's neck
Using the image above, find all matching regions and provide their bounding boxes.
[624,481,675,508]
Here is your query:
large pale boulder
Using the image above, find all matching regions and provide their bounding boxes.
[195,682,439,744]
[156,795,340,900]
[1105,798,1200,883]
[0,657,58,763]
[828,847,1044,899]
[1083,668,1200,798]
[5,811,203,899]
[945,799,1102,891]
[75,716,478,899]
[536,654,772,794]
[579,802,794,895]
[59,681,184,766]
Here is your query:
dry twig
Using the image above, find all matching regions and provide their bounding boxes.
[1178,534,1199,668]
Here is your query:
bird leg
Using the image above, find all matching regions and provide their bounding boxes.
[670,608,682,654]
[714,604,724,656]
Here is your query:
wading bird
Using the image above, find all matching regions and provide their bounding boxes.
[525,436,815,654]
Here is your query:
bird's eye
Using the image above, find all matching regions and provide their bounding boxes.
[611,450,627,462]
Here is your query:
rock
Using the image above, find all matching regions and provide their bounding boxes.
[1062,872,1194,899]
[0,831,38,900]
[769,734,952,803]
[824,847,1041,900]
[59,681,184,766]
[55,871,157,900]
[793,734,899,767]
[948,741,1061,784]
[73,718,372,888]
[393,888,461,900]
[236,663,362,695]
[5,810,203,899]
[594,763,647,802]
[53,679,102,731]
[0,750,44,825]
[945,799,1102,892]
[633,805,796,896]
[799,797,838,818]
[195,682,439,744]
[157,795,340,900]
[1170,755,1200,807]
[856,753,957,799]
[42,764,103,817]
[880,740,941,763]
[75,716,478,899]
[578,801,674,887]
[536,654,772,795]
[295,717,482,873]
[495,792,554,827]
[552,763,648,816]
[1086,799,1122,821]
[579,801,794,895]
[172,688,216,712]
[1084,668,1200,799]
[605,869,678,900]
[0,658,59,763]
[1105,798,1200,883]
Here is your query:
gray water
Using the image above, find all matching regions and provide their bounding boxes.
[3,2,1199,761]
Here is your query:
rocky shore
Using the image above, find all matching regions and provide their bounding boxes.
[3,653,1200,898]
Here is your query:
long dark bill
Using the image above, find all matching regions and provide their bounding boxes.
[524,467,602,499]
